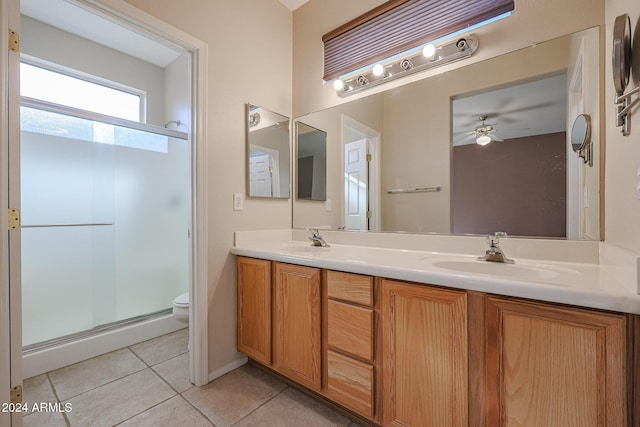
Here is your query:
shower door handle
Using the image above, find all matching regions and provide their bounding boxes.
[21,222,114,228]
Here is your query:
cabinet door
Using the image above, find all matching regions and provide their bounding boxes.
[273,263,322,391]
[237,257,272,365]
[486,297,626,427]
[381,279,468,427]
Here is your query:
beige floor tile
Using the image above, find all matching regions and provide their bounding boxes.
[118,395,212,427]
[23,374,58,406]
[64,368,175,427]
[48,348,146,400]
[182,364,287,427]
[130,328,188,366]
[23,411,68,427]
[234,387,352,427]
[152,352,192,393]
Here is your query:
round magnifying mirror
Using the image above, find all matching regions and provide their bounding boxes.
[571,114,591,153]
[612,13,631,94]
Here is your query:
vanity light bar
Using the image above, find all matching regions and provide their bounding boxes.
[334,35,479,98]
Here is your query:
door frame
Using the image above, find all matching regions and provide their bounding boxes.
[341,115,381,231]
[1,0,211,394]
[566,37,585,240]
[2,0,21,425]
[79,0,210,387]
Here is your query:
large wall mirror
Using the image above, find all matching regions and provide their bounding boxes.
[292,27,601,240]
[246,103,291,199]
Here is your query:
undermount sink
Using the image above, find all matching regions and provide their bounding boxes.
[426,258,579,282]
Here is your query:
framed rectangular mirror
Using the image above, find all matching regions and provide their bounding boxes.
[292,27,601,240]
[296,121,327,201]
[246,103,290,199]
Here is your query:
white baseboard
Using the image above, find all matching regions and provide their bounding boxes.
[208,356,248,383]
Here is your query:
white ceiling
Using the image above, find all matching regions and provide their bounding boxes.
[21,0,183,68]
[277,0,310,11]
[452,74,567,146]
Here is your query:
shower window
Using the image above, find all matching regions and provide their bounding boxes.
[20,62,144,122]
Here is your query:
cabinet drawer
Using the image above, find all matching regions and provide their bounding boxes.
[327,271,373,307]
[328,300,374,362]
[327,350,374,417]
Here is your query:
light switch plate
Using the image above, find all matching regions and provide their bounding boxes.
[326,199,332,211]
[233,193,244,211]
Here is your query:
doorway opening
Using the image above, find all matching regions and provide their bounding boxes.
[10,0,208,385]
[342,116,381,231]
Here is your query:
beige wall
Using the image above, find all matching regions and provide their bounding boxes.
[123,0,292,377]
[605,0,640,253]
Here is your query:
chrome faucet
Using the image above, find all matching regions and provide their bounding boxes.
[308,228,330,247]
[478,232,513,263]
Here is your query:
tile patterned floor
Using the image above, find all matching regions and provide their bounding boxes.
[22,329,362,426]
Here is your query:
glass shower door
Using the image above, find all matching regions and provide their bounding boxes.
[20,105,190,348]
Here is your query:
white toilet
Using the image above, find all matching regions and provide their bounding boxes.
[172,292,189,324]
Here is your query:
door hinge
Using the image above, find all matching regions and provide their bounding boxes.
[7,209,20,230]
[10,385,22,404]
[8,29,19,52]
[366,211,373,219]
[366,153,372,162]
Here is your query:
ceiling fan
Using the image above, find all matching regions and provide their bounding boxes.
[454,115,504,146]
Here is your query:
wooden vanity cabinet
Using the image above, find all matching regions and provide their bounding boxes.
[237,257,272,365]
[272,262,322,391]
[324,271,376,418]
[485,296,627,427]
[381,279,469,427]
[238,256,637,427]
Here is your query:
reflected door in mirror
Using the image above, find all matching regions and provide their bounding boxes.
[246,104,291,199]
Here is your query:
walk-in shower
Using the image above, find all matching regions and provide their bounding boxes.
[20,102,190,349]
[18,0,194,377]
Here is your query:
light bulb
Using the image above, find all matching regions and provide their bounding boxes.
[422,43,436,59]
[372,63,384,76]
[333,79,344,91]
[476,135,492,146]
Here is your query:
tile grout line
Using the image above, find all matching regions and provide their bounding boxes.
[178,392,218,427]
[47,372,72,427]
[54,364,150,402]
[228,384,290,427]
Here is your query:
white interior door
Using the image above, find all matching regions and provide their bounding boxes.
[249,153,274,197]
[344,139,368,230]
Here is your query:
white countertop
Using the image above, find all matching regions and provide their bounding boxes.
[231,230,640,315]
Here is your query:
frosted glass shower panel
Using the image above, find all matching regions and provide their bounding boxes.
[21,107,189,347]
[21,226,115,346]
[114,136,190,320]
[20,114,115,226]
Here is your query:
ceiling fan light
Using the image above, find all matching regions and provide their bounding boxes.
[476,135,492,145]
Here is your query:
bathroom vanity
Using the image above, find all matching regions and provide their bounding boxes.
[232,230,640,426]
